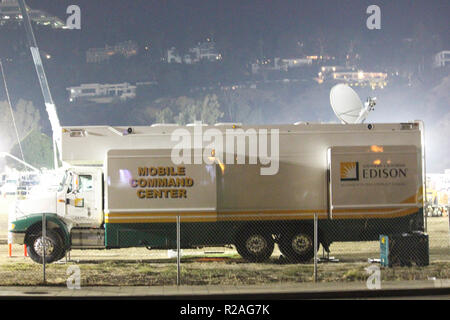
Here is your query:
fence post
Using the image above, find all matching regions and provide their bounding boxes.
[42,212,46,284]
[314,213,318,283]
[176,215,181,286]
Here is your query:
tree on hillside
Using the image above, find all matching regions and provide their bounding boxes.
[175,94,223,125]
[199,94,223,125]
[220,88,279,124]
[153,94,223,125]
[174,96,197,124]
[8,129,53,170]
[155,107,174,124]
[0,99,40,152]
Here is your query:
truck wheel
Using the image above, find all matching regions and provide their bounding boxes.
[279,230,318,263]
[26,230,65,264]
[235,231,274,262]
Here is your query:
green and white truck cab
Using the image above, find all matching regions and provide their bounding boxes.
[9,166,104,263]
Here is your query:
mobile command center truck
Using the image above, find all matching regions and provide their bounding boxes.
[8,122,425,263]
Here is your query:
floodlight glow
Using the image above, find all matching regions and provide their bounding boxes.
[358,71,364,80]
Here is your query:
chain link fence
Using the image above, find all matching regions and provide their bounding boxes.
[0,197,449,290]
[170,212,449,287]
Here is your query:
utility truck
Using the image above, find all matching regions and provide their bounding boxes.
[10,0,426,264]
[8,121,425,263]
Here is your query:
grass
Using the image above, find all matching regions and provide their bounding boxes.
[0,258,448,286]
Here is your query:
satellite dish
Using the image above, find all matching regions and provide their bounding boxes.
[330,84,376,124]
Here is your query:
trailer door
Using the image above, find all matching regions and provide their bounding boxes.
[328,145,422,220]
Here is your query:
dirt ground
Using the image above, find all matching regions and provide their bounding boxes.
[0,197,449,286]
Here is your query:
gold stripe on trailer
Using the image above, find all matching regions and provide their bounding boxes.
[106,211,218,217]
[104,207,420,223]
[104,189,423,223]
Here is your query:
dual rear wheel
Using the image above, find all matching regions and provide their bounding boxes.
[234,228,318,263]
[235,231,274,262]
[278,230,317,262]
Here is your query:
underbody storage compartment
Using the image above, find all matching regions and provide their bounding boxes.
[71,229,105,249]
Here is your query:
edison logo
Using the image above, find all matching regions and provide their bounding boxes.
[340,162,359,181]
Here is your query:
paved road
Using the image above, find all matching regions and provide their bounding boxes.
[0,280,448,299]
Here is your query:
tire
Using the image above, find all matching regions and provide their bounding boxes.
[54,240,68,262]
[235,230,274,262]
[278,229,318,263]
[26,229,65,264]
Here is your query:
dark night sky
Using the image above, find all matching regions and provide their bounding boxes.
[29,0,449,48]
[3,1,448,171]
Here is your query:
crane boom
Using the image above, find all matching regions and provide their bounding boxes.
[17,0,62,169]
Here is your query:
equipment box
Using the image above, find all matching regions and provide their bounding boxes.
[380,232,429,267]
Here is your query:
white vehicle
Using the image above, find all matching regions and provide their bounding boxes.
[8,121,426,264]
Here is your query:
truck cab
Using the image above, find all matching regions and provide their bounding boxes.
[8,166,104,263]
[56,167,103,228]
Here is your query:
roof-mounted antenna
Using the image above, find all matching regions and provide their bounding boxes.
[330,83,376,124]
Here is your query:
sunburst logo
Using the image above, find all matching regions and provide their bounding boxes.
[340,162,359,181]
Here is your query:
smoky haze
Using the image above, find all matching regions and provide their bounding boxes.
[0,0,448,172]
